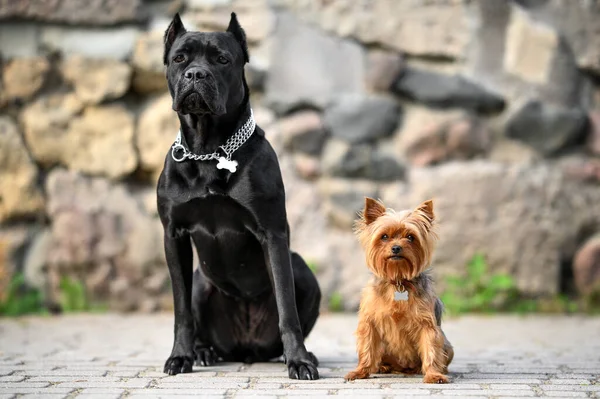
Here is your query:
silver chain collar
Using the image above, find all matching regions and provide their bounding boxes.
[171,109,255,165]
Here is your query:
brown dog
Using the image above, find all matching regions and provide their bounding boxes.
[345,198,454,383]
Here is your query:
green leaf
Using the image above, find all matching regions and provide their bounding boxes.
[467,254,487,282]
[489,274,515,291]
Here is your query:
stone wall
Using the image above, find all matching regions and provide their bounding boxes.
[1,0,600,312]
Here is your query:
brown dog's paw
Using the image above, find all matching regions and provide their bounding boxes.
[423,372,450,384]
[345,369,370,381]
[378,363,393,374]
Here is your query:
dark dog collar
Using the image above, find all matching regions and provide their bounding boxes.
[171,108,255,173]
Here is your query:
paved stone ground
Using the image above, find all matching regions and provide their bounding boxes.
[0,314,599,398]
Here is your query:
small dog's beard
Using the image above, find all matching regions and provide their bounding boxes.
[367,245,430,281]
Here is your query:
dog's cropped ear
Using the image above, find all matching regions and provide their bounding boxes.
[164,13,187,65]
[363,198,387,225]
[227,12,249,63]
[414,199,435,225]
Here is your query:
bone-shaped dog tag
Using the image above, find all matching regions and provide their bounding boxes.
[216,157,238,173]
[394,290,409,301]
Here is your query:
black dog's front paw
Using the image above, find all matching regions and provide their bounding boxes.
[164,355,193,375]
[194,345,218,367]
[284,352,319,380]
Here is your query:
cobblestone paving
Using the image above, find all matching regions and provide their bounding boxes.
[0,314,599,398]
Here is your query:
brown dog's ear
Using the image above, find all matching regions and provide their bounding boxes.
[164,13,187,65]
[227,12,249,63]
[414,199,435,224]
[363,197,387,225]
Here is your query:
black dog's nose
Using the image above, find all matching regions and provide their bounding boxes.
[391,245,402,254]
[184,67,206,81]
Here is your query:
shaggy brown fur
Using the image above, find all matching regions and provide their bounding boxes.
[345,198,454,383]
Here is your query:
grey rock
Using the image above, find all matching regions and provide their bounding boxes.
[322,140,371,179]
[280,110,327,156]
[392,67,505,113]
[41,26,140,61]
[365,49,404,92]
[506,100,588,155]
[466,0,589,109]
[280,0,470,59]
[318,178,379,229]
[265,12,364,113]
[0,23,40,58]
[516,0,600,76]
[322,139,404,181]
[370,144,406,181]
[0,0,146,25]
[324,94,401,144]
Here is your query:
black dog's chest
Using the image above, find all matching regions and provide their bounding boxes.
[172,195,270,298]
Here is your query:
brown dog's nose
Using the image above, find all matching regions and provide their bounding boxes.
[391,245,402,254]
[184,67,206,81]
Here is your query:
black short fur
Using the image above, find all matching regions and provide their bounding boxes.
[157,12,321,380]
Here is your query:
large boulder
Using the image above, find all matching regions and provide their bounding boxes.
[321,139,405,181]
[136,94,179,175]
[392,67,505,113]
[265,12,364,113]
[62,56,132,104]
[23,99,138,179]
[131,31,167,94]
[380,161,600,296]
[1,57,49,103]
[45,169,165,311]
[41,26,140,61]
[467,1,590,108]
[21,93,84,166]
[65,105,137,179]
[506,100,588,155]
[324,94,401,144]
[515,0,600,77]
[395,107,492,166]
[0,117,44,223]
[280,0,470,59]
[279,110,327,156]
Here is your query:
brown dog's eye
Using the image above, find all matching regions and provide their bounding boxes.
[407,235,415,242]
[381,234,388,241]
[217,55,229,64]
[173,55,185,63]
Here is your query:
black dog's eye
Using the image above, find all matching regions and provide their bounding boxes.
[217,55,229,64]
[407,235,415,242]
[381,234,389,241]
[173,54,185,63]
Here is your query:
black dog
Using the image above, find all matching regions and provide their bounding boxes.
[157,13,321,380]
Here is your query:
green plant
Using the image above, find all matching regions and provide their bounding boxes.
[0,273,45,316]
[59,276,89,312]
[307,261,318,274]
[328,291,344,312]
[441,254,519,314]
